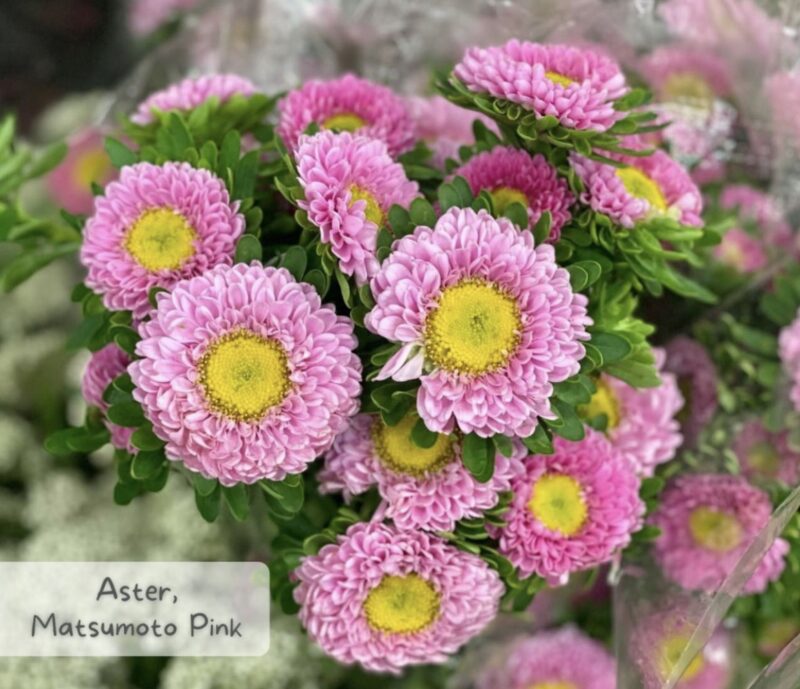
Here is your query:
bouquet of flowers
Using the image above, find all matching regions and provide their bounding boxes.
[2,0,800,687]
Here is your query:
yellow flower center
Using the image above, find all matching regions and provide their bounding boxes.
[73,148,112,189]
[579,378,622,431]
[688,507,742,552]
[124,207,197,272]
[529,683,577,689]
[198,329,291,422]
[746,440,780,476]
[528,474,588,537]
[616,167,669,213]
[545,71,575,88]
[424,279,522,376]
[658,634,705,682]
[717,238,748,271]
[349,185,385,227]
[371,414,455,477]
[490,186,529,216]
[363,574,441,635]
[661,72,715,109]
[322,112,367,132]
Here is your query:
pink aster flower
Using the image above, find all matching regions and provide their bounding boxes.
[365,206,591,438]
[319,412,525,532]
[277,74,415,156]
[294,521,504,674]
[406,95,496,169]
[571,146,703,228]
[720,184,794,249]
[779,311,800,412]
[665,336,718,446]
[296,130,418,286]
[453,146,574,240]
[496,431,644,581]
[582,348,684,477]
[129,262,361,486]
[131,74,257,125]
[733,419,800,485]
[47,129,116,215]
[650,474,789,594]
[454,40,628,132]
[81,344,134,452]
[80,161,244,319]
[128,0,200,36]
[476,626,615,689]
[713,227,767,273]
[642,45,732,102]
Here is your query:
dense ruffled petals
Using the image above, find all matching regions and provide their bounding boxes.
[129,263,361,485]
[496,431,644,580]
[294,521,504,673]
[453,146,574,240]
[665,336,717,445]
[650,474,788,594]
[454,40,628,132]
[81,344,134,452]
[365,207,591,438]
[80,162,244,319]
[296,130,418,285]
[131,74,257,125]
[278,74,415,156]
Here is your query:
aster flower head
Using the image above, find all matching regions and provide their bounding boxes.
[650,474,789,594]
[571,146,703,228]
[665,336,718,445]
[319,412,525,532]
[365,206,591,438]
[80,162,244,319]
[642,45,732,105]
[454,40,628,132]
[779,310,800,412]
[580,348,684,477]
[81,344,134,452]
[129,262,361,486]
[47,129,116,215]
[476,626,616,689]
[296,130,418,286]
[278,74,415,156]
[497,431,644,580]
[453,146,574,240]
[733,419,800,485]
[713,227,767,273]
[131,73,258,125]
[294,521,504,674]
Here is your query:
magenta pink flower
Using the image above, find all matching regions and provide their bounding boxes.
[713,228,767,273]
[80,161,244,319]
[131,74,257,125]
[454,40,628,132]
[129,262,361,486]
[294,521,504,674]
[733,419,800,485]
[571,147,703,227]
[650,474,788,594]
[296,130,418,286]
[277,74,415,156]
[496,431,644,580]
[582,348,684,477]
[779,311,800,412]
[365,207,591,438]
[720,184,794,249]
[665,336,717,446]
[128,0,200,36]
[642,45,732,102]
[81,344,134,452]
[47,129,116,215]
[406,95,496,168]
[319,412,525,532]
[453,146,574,240]
[476,626,615,689]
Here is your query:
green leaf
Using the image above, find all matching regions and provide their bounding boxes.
[280,245,308,280]
[195,483,222,522]
[233,150,259,199]
[260,475,305,514]
[409,198,437,228]
[303,269,329,297]
[65,313,107,351]
[411,417,439,449]
[112,325,139,356]
[219,130,241,173]
[462,433,495,483]
[131,449,166,479]
[590,332,633,364]
[193,473,218,496]
[492,434,515,458]
[26,142,68,178]
[522,424,553,455]
[503,202,528,229]
[437,183,462,211]
[1,243,80,292]
[235,234,263,263]
[388,205,411,237]
[44,428,82,456]
[106,402,145,428]
[549,399,585,441]
[114,481,142,506]
[223,484,251,521]
[104,137,137,168]
[567,264,589,291]
[130,425,165,451]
